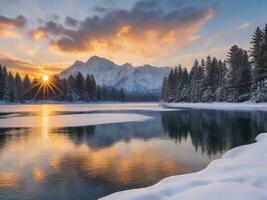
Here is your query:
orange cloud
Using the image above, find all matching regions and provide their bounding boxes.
[0,15,27,38]
[31,4,214,64]
[31,28,48,40]
[0,51,67,77]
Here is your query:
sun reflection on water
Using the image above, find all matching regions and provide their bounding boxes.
[41,105,49,142]
[0,106,224,200]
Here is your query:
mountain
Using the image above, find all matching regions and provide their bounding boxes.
[59,56,171,93]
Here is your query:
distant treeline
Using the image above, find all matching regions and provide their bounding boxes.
[0,69,126,102]
[162,24,267,103]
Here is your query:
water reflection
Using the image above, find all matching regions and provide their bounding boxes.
[0,108,267,200]
[57,110,266,155]
[161,110,265,155]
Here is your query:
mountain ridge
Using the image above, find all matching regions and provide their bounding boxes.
[59,56,171,93]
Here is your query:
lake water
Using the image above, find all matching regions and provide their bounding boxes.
[0,103,266,200]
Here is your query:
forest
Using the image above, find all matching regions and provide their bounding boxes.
[0,70,125,102]
[161,24,267,103]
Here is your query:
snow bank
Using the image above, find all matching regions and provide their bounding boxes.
[101,133,267,200]
[0,113,152,128]
[161,102,267,111]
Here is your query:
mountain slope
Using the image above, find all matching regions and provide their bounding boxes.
[59,56,170,93]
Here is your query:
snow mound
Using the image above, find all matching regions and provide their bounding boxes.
[101,133,267,200]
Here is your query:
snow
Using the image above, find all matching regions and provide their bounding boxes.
[59,56,170,93]
[101,133,267,200]
[161,102,267,111]
[0,113,152,128]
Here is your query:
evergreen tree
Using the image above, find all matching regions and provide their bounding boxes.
[86,74,97,101]
[161,77,167,101]
[120,88,125,102]
[250,27,264,82]
[15,72,23,101]
[7,72,16,102]
[22,74,32,100]
[0,66,9,101]
[202,56,218,102]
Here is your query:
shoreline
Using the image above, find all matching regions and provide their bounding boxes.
[160,102,267,111]
[0,101,158,105]
[101,133,267,200]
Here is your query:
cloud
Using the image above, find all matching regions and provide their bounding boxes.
[65,16,78,27]
[0,15,27,37]
[94,6,109,13]
[0,15,27,28]
[236,22,250,30]
[0,51,66,77]
[30,0,214,63]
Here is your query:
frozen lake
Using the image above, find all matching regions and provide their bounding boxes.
[0,103,266,200]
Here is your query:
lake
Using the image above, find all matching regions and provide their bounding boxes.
[0,103,266,200]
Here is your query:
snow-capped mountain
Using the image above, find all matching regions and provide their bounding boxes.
[59,56,171,93]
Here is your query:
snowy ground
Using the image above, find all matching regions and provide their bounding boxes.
[101,133,267,200]
[161,102,267,111]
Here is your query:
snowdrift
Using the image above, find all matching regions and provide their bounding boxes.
[101,133,267,200]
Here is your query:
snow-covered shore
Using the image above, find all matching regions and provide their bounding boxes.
[161,102,267,111]
[101,133,267,200]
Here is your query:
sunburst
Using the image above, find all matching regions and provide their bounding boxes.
[23,74,64,101]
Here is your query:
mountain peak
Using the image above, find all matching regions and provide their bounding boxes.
[73,60,83,65]
[86,56,114,65]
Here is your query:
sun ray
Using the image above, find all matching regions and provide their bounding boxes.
[49,82,65,95]
[32,84,44,101]
[47,82,57,95]
[22,82,41,95]
[23,74,65,101]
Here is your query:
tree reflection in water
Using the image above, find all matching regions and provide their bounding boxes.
[54,110,267,156]
[161,110,265,156]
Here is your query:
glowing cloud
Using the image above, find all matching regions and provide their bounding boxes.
[0,15,27,37]
[30,1,214,63]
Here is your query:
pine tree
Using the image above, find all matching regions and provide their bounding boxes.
[120,88,125,102]
[263,24,267,72]
[202,56,218,102]
[0,67,9,101]
[251,27,264,82]
[161,77,167,101]
[226,45,252,101]
[15,72,23,101]
[215,60,227,101]
[238,51,252,101]
[22,74,32,100]
[189,60,199,102]
[7,72,16,102]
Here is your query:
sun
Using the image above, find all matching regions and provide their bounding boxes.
[42,74,49,82]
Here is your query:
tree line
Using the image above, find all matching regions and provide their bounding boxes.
[161,24,267,103]
[0,69,126,102]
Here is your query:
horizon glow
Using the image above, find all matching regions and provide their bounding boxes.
[0,0,266,77]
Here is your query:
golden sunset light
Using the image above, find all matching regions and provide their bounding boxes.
[1,1,267,200]
[42,74,49,82]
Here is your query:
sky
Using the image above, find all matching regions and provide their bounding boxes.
[0,0,267,76]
